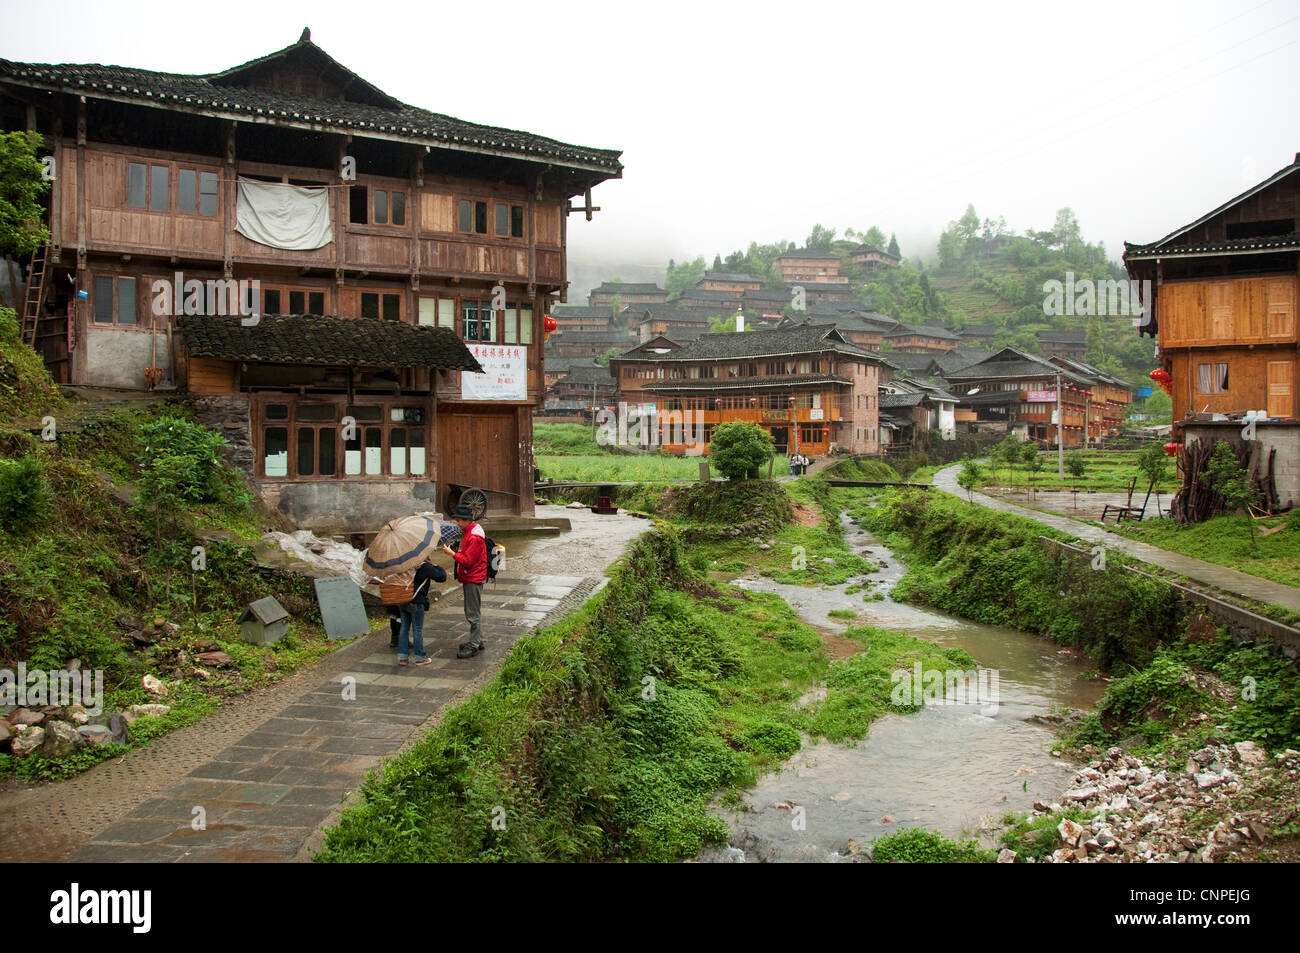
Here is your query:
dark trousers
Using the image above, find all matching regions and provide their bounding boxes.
[463,582,483,649]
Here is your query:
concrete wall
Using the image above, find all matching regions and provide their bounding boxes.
[259,480,441,535]
[83,328,164,389]
[1182,421,1299,510]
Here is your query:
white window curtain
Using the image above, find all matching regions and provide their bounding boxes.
[235,177,333,251]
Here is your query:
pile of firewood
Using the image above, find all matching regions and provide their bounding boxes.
[1170,437,1280,524]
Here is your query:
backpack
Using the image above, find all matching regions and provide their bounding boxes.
[452,534,504,581]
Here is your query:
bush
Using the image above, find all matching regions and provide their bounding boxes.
[709,421,773,480]
[871,827,994,863]
[135,416,229,503]
[0,455,51,534]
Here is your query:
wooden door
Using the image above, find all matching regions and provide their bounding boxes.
[1266,360,1293,419]
[436,407,518,514]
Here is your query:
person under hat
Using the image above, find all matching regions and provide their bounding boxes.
[442,505,488,658]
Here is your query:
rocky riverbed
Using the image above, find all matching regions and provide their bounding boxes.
[1016,740,1300,863]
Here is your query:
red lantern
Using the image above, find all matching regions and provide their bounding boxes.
[543,315,558,334]
[1149,368,1171,384]
[1163,441,1180,456]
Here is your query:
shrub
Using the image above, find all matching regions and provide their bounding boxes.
[871,827,994,863]
[135,416,229,503]
[0,455,51,534]
[709,421,773,480]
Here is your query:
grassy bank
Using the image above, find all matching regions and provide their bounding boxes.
[316,502,970,862]
[1111,511,1300,589]
[980,449,1179,493]
[0,310,347,780]
[858,488,1181,670]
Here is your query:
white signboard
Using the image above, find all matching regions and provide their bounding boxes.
[810,408,824,420]
[462,344,527,400]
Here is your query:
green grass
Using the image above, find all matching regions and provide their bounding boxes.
[538,453,792,483]
[1111,513,1300,588]
[870,827,996,863]
[980,450,1178,493]
[532,422,604,455]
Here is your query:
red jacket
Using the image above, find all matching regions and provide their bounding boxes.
[452,523,488,584]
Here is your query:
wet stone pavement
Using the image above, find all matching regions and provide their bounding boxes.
[69,573,593,863]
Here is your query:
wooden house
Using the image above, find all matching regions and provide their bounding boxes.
[883,323,961,353]
[945,347,1092,446]
[610,324,886,455]
[1,31,622,530]
[1124,155,1298,424]
[588,282,666,307]
[850,244,900,270]
[776,248,843,284]
[697,271,762,293]
[550,304,614,333]
[1035,329,1087,361]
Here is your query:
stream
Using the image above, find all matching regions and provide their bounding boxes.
[698,510,1106,863]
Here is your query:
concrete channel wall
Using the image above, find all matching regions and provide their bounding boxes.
[1039,537,1300,657]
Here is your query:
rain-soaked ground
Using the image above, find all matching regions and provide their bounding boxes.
[699,510,1106,863]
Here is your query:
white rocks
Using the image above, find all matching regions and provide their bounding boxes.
[996,848,1018,863]
[64,704,90,725]
[1063,786,1099,802]
[41,720,84,758]
[127,704,170,719]
[1195,772,1225,790]
[142,674,169,697]
[11,724,44,757]
[1234,741,1267,767]
[1057,819,1084,846]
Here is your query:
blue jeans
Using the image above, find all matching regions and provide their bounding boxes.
[398,603,426,661]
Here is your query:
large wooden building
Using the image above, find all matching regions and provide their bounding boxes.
[1124,156,1298,424]
[1,31,621,530]
[609,323,886,455]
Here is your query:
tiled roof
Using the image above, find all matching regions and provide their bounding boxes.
[176,315,482,370]
[1035,330,1087,343]
[880,392,926,408]
[562,364,617,383]
[0,34,622,175]
[591,283,664,295]
[677,289,742,302]
[945,347,1091,385]
[1124,233,1300,260]
[551,305,615,319]
[935,346,991,375]
[642,376,852,393]
[777,248,840,260]
[886,323,961,341]
[650,324,881,363]
[548,329,635,342]
[701,272,760,283]
[543,355,601,373]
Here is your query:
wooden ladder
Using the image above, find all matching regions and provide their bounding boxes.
[20,244,49,347]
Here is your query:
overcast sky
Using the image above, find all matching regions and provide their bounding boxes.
[4,0,1298,278]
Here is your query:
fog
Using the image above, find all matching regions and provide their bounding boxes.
[6,0,1298,297]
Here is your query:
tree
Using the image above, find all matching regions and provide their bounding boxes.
[887,233,901,258]
[0,130,50,257]
[1198,440,1261,550]
[1021,441,1043,497]
[709,421,773,480]
[957,458,983,501]
[864,225,886,249]
[806,224,837,250]
[1143,389,1172,424]
[712,254,723,272]
[595,346,621,367]
[665,256,706,297]
[1053,208,1081,249]
[1065,454,1087,480]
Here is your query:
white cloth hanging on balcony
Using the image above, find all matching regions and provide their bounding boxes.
[235,177,333,251]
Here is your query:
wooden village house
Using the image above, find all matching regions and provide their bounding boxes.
[1124,154,1300,509]
[1,30,622,530]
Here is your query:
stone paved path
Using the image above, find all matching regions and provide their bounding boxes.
[933,463,1300,612]
[65,572,596,863]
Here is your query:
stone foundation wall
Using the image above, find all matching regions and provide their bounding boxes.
[1182,421,1299,510]
[259,481,440,534]
[189,394,254,477]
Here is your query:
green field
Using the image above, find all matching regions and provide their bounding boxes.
[1112,512,1300,589]
[979,449,1179,493]
[536,453,791,483]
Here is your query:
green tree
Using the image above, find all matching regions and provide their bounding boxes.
[709,421,773,480]
[666,256,706,297]
[887,233,901,258]
[1065,454,1087,480]
[957,458,983,501]
[1143,389,1172,424]
[864,225,886,249]
[1021,441,1044,496]
[0,130,50,256]
[595,346,621,367]
[806,224,837,250]
[1198,440,1261,549]
[1053,207,1081,249]
[712,254,723,272]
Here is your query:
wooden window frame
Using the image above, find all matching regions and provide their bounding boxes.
[176,167,221,217]
[256,397,429,482]
[91,274,141,330]
[261,283,329,317]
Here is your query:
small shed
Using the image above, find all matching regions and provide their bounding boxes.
[239,597,289,645]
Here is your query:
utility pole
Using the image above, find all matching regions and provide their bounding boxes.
[590,379,598,443]
[1056,372,1064,479]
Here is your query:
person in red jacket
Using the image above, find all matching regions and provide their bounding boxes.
[442,505,488,658]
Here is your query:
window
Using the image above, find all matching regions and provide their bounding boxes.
[371,189,407,226]
[1197,363,1229,393]
[419,297,456,328]
[475,201,487,234]
[362,293,402,321]
[93,276,137,326]
[461,299,496,342]
[127,162,169,211]
[495,203,509,237]
[263,285,327,316]
[458,200,472,232]
[350,186,369,224]
[177,169,220,216]
[511,205,524,238]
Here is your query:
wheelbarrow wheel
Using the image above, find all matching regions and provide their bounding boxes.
[460,486,489,521]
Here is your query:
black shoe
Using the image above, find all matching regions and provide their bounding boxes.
[457,642,482,659]
[389,638,398,649]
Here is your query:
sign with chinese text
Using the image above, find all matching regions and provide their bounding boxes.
[462,344,527,400]
[810,408,824,420]
[1027,390,1057,402]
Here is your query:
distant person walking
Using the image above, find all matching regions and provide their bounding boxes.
[397,558,446,666]
[443,505,488,659]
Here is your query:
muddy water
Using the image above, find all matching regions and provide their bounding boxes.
[700,510,1106,863]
